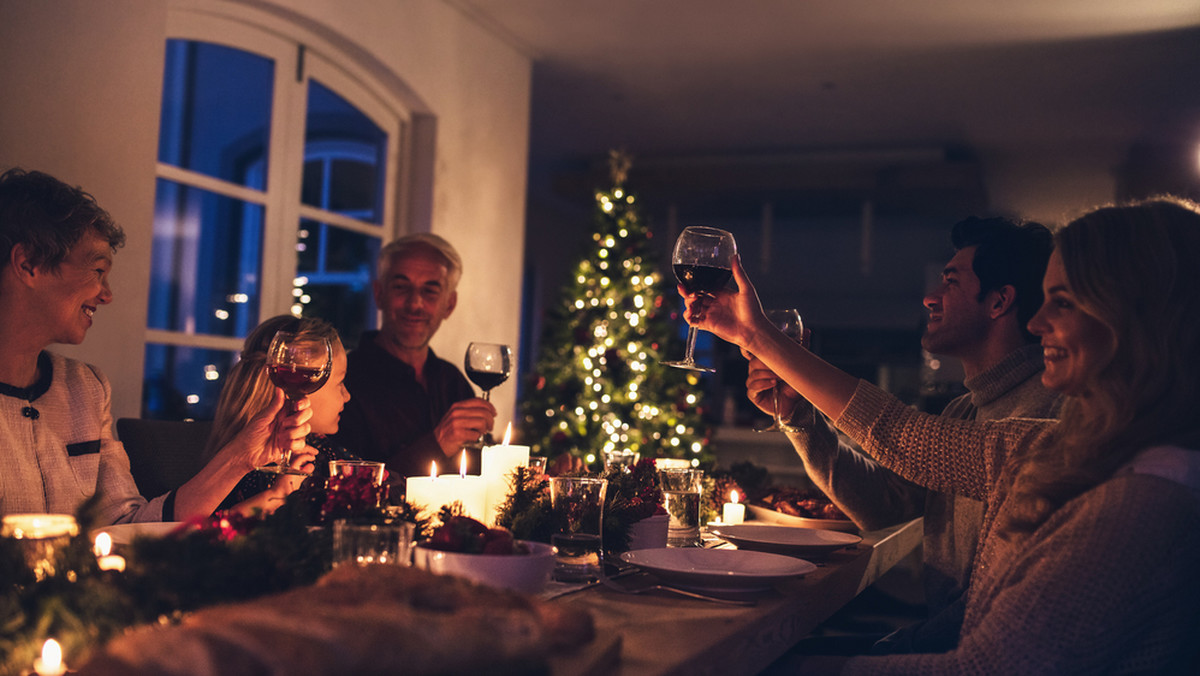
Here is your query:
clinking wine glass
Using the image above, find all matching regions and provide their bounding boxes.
[663,225,737,372]
[754,309,805,432]
[257,330,332,476]
[465,342,512,444]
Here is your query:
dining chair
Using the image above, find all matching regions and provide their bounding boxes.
[116,418,213,500]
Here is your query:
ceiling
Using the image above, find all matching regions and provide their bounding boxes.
[450,0,1200,188]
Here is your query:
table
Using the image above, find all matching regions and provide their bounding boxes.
[548,519,923,676]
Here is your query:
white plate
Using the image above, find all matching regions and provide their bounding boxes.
[619,548,817,592]
[709,524,861,557]
[92,521,183,545]
[747,505,858,532]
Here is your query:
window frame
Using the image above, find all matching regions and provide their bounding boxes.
[147,4,409,415]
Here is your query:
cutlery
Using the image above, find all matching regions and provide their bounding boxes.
[597,575,757,606]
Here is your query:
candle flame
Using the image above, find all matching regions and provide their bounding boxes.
[93,532,112,557]
[502,422,513,445]
[430,462,438,479]
[730,490,740,505]
[459,451,468,478]
[41,639,62,670]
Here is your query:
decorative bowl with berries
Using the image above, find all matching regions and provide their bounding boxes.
[414,516,555,594]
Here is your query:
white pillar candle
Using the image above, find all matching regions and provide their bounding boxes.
[405,457,489,523]
[481,423,530,526]
[722,490,746,525]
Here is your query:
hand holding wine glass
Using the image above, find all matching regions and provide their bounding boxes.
[465,342,512,444]
[754,309,805,432]
[258,330,332,475]
[664,226,737,372]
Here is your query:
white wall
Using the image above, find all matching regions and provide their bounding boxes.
[0,0,532,428]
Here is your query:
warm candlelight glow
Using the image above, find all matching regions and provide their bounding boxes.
[459,452,468,478]
[722,490,746,525]
[430,462,438,479]
[34,638,66,676]
[93,532,126,572]
[502,422,513,445]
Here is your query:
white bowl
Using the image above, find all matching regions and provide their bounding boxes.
[414,540,555,594]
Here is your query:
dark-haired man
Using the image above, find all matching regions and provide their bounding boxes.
[751,217,1062,654]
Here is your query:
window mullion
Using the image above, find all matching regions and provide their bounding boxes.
[260,47,308,320]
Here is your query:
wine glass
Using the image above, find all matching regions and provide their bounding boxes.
[663,226,737,372]
[465,342,512,445]
[754,309,805,432]
[257,330,332,475]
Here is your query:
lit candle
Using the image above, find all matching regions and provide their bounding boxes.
[481,423,530,526]
[92,532,126,572]
[404,456,487,523]
[33,638,67,676]
[722,490,746,525]
[0,514,79,581]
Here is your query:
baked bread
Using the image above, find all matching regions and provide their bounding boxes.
[80,565,594,675]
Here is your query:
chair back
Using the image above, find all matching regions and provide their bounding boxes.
[116,418,213,499]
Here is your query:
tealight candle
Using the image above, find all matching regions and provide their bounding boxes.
[481,423,530,526]
[404,455,488,523]
[1,514,79,581]
[93,532,126,572]
[33,638,67,676]
[722,490,746,525]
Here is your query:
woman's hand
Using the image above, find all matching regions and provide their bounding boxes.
[241,389,312,471]
[743,351,801,418]
[678,255,771,352]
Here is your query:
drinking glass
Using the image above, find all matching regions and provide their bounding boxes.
[332,520,414,568]
[258,330,332,475]
[464,342,512,402]
[549,476,607,582]
[465,342,512,445]
[658,468,704,547]
[755,309,805,432]
[663,226,737,372]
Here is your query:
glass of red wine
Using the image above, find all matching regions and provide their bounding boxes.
[664,225,737,372]
[465,342,512,445]
[257,330,332,475]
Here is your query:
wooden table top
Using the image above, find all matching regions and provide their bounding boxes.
[548,519,923,676]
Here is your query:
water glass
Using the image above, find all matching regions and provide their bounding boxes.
[549,476,607,582]
[332,520,414,568]
[527,456,548,476]
[658,468,703,547]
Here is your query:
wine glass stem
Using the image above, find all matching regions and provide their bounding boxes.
[683,326,699,364]
[772,384,782,427]
[482,389,491,402]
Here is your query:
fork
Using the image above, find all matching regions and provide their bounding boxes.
[597,575,757,606]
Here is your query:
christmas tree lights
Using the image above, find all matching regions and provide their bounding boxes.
[522,152,710,467]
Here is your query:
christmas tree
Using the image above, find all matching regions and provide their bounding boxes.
[521,152,711,467]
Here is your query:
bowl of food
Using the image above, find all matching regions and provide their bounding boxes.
[414,516,555,594]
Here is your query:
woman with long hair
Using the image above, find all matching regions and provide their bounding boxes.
[205,314,354,515]
[684,198,1200,673]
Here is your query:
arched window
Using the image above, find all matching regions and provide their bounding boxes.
[145,8,405,419]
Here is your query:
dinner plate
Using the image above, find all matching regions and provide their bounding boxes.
[619,547,817,592]
[92,521,183,545]
[747,505,858,532]
[709,524,861,557]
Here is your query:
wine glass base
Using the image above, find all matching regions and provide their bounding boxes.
[662,360,716,373]
[255,465,313,477]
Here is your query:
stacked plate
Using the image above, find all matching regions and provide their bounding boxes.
[709,523,861,557]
